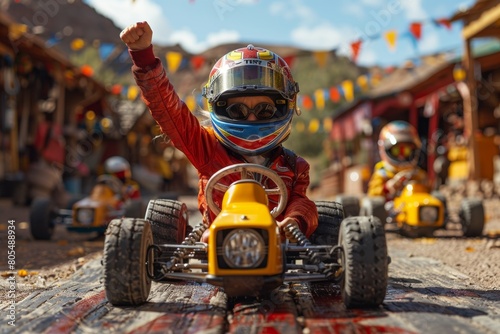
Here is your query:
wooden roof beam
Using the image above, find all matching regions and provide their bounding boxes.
[463,3,500,40]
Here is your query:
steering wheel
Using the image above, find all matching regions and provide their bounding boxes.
[96,174,123,196]
[205,163,288,218]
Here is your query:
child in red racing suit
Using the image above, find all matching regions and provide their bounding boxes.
[120,21,318,242]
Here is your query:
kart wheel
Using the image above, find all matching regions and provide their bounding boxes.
[335,195,360,217]
[29,198,55,240]
[459,198,485,237]
[124,199,145,218]
[339,216,388,308]
[103,218,153,306]
[145,199,189,244]
[360,196,387,224]
[309,201,344,246]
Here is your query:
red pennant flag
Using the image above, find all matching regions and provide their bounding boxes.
[190,55,205,71]
[329,87,340,102]
[410,22,422,40]
[301,95,313,111]
[283,55,296,68]
[435,18,452,30]
[350,40,362,63]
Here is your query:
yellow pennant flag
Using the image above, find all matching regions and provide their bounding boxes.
[184,95,196,111]
[313,51,329,68]
[127,85,140,100]
[357,75,369,91]
[314,89,325,110]
[71,38,85,51]
[8,23,27,39]
[384,30,397,51]
[166,51,183,73]
[308,118,320,134]
[323,118,332,132]
[341,80,354,102]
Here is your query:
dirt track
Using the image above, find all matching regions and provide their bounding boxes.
[0,193,499,333]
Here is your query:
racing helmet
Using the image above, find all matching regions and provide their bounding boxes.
[104,156,131,181]
[202,44,300,156]
[378,120,421,169]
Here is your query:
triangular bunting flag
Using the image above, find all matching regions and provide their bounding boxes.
[314,89,325,110]
[341,80,354,102]
[329,87,340,102]
[283,55,296,68]
[435,18,452,30]
[350,40,362,63]
[165,51,183,73]
[301,95,314,110]
[313,51,329,68]
[384,30,397,51]
[308,118,320,134]
[409,22,422,40]
[98,43,115,61]
[190,55,205,71]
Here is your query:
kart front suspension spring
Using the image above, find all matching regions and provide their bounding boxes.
[166,221,209,270]
[285,225,338,279]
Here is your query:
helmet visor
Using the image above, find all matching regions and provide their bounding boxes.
[387,142,418,162]
[206,65,292,101]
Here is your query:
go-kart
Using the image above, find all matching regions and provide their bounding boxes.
[102,163,389,309]
[29,175,144,240]
[356,179,485,238]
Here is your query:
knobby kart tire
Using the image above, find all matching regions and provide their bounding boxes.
[310,201,344,246]
[29,198,55,240]
[339,216,388,308]
[460,198,485,237]
[103,218,153,306]
[145,199,189,244]
[360,196,387,225]
[335,195,360,217]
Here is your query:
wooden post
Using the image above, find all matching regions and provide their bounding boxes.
[463,39,480,181]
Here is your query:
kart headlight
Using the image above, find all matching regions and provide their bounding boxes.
[419,206,439,223]
[76,208,95,225]
[222,229,265,268]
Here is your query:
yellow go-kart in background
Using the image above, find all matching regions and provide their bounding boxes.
[29,175,144,240]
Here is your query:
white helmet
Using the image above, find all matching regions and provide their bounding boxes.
[104,156,131,181]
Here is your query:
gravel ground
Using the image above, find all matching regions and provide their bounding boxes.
[1,183,499,305]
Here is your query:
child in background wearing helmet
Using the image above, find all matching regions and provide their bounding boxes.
[120,21,318,243]
[104,156,141,201]
[367,120,428,200]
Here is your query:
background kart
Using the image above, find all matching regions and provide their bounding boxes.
[337,179,485,238]
[103,163,390,309]
[29,175,145,240]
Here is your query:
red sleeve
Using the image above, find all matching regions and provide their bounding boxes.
[129,45,157,69]
[283,156,318,237]
[130,51,218,171]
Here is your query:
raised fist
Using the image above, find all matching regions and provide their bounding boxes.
[120,21,153,51]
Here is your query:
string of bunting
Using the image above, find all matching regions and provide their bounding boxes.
[6,4,459,114]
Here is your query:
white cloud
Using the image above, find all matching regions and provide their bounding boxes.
[400,0,428,21]
[86,0,171,44]
[170,29,240,54]
[419,31,440,54]
[358,48,377,66]
[290,23,354,51]
[269,0,316,22]
[343,3,366,19]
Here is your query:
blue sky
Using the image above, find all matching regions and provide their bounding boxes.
[85,0,475,67]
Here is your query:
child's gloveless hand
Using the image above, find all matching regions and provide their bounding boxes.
[120,21,153,51]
